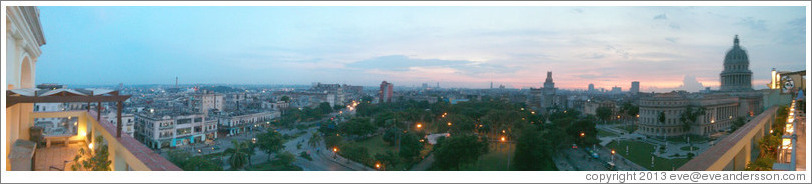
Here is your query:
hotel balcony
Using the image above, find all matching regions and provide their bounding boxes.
[773,100,806,171]
[6,88,181,171]
[33,111,180,171]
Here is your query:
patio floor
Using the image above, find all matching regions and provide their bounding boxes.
[34,142,85,171]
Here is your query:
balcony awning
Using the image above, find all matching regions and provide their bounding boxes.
[6,88,131,107]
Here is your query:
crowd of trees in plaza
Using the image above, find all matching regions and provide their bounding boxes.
[315,95,608,170]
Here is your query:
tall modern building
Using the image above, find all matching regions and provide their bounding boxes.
[720,35,753,91]
[379,81,394,103]
[588,83,595,93]
[630,81,640,94]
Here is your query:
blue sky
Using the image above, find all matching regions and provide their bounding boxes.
[34,6,806,92]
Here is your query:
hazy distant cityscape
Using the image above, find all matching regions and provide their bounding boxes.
[3,4,807,180]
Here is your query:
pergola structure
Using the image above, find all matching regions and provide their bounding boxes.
[6,88,131,137]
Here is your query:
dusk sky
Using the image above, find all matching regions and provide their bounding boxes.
[35,6,806,92]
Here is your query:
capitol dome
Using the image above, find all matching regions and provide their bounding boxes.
[720,35,753,91]
[724,35,749,65]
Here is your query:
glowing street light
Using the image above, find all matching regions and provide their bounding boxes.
[500,136,506,142]
[447,122,452,126]
[416,123,422,129]
[580,132,585,137]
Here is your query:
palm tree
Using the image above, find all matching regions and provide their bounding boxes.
[224,140,249,170]
[679,106,706,138]
[308,132,322,149]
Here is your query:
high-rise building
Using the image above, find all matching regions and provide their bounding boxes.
[379,81,394,103]
[720,35,753,91]
[588,83,595,93]
[630,81,640,94]
[541,71,557,109]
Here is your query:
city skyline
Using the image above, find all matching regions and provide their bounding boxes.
[35,6,806,92]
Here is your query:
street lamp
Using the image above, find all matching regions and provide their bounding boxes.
[333,147,338,159]
[416,123,422,129]
[500,136,506,142]
[611,149,616,163]
[447,122,452,126]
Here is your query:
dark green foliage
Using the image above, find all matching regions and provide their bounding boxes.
[257,130,285,161]
[318,102,333,115]
[338,117,375,137]
[280,96,290,103]
[374,151,401,170]
[512,127,556,170]
[324,134,343,149]
[433,134,489,170]
[596,106,613,123]
[679,105,706,132]
[382,127,400,146]
[224,140,252,170]
[71,136,111,171]
[277,151,296,166]
[338,144,373,166]
[566,119,598,145]
[398,132,422,161]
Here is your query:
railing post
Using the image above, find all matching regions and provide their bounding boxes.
[97,101,101,121]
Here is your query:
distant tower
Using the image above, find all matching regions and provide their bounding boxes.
[541,71,557,110]
[630,81,640,94]
[720,35,753,91]
[379,81,394,103]
[588,83,595,93]
[490,82,493,89]
[175,77,178,88]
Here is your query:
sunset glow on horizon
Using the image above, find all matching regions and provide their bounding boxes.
[34,6,806,92]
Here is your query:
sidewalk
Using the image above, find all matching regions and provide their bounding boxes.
[315,146,374,171]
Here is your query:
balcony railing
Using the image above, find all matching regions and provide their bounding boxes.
[30,110,180,171]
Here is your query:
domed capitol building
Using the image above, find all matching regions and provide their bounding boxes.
[638,35,764,137]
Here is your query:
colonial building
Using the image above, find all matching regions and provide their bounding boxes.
[638,35,763,137]
[216,111,279,136]
[134,111,210,149]
[639,92,740,136]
